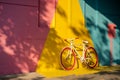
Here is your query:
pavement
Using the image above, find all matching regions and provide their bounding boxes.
[0,65,120,80]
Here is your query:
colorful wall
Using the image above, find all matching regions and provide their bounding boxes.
[80,0,120,65]
[0,0,52,75]
[0,0,120,76]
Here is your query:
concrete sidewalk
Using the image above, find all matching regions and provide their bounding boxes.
[0,72,45,80]
[0,66,120,80]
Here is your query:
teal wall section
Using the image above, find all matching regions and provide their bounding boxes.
[80,0,120,65]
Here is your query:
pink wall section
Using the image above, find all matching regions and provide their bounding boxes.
[0,0,38,6]
[0,0,56,75]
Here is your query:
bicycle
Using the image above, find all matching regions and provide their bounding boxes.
[60,37,98,70]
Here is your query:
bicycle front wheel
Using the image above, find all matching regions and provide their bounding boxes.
[84,47,98,68]
[60,47,76,70]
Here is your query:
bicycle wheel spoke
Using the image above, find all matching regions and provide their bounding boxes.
[60,47,76,70]
[84,47,98,68]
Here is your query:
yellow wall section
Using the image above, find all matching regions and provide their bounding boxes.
[36,0,95,77]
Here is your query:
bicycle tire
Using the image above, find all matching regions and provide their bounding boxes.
[84,47,98,68]
[60,47,76,70]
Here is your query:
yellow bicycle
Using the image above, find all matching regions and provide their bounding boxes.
[60,38,98,70]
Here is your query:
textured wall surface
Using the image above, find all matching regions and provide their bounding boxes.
[0,0,54,75]
[36,0,94,73]
[0,0,120,76]
[80,0,120,65]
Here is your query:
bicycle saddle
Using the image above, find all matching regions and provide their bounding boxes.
[83,40,88,44]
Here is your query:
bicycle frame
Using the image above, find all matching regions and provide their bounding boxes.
[60,38,98,70]
[67,39,88,62]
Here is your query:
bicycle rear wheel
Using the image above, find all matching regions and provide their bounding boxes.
[84,47,98,68]
[60,47,76,70]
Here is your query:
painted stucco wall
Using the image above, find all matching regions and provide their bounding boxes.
[80,0,120,65]
[0,0,55,75]
[36,0,94,73]
[0,0,120,76]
